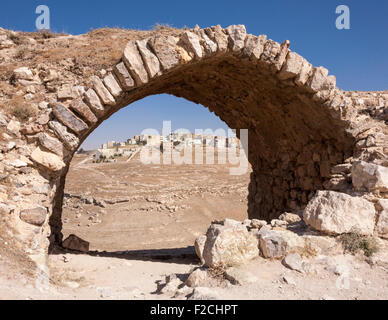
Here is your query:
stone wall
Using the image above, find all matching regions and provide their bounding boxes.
[0,25,387,268]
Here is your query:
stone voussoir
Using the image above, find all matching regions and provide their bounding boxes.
[51,103,89,136]
[113,61,135,90]
[83,88,105,117]
[122,40,149,85]
[69,98,98,125]
[136,38,162,79]
[91,75,116,106]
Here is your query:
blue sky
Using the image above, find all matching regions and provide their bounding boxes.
[1,1,387,149]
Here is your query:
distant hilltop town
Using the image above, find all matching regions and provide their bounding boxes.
[92,133,240,163]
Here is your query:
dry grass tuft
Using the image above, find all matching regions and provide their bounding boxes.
[339,229,379,257]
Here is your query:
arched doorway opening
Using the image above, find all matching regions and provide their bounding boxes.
[60,94,252,254]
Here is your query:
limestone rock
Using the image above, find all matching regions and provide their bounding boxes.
[84,88,105,117]
[279,212,301,224]
[62,234,89,252]
[91,76,115,106]
[48,120,79,150]
[225,25,247,52]
[202,223,259,268]
[243,34,267,60]
[38,133,64,157]
[31,147,66,172]
[6,120,21,136]
[122,41,149,85]
[295,59,312,86]
[13,67,33,81]
[188,287,219,300]
[194,234,206,265]
[250,219,267,229]
[149,35,184,70]
[197,29,217,55]
[113,62,135,90]
[185,268,214,288]
[10,159,27,168]
[204,25,228,53]
[352,161,388,193]
[307,67,335,92]
[179,31,203,59]
[258,228,305,259]
[282,253,304,273]
[51,103,88,135]
[224,267,258,285]
[302,235,342,256]
[303,190,376,235]
[258,229,287,259]
[377,199,388,239]
[136,39,161,78]
[69,98,98,125]
[278,51,304,80]
[19,207,47,226]
[103,73,123,98]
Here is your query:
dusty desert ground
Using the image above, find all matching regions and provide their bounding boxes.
[1,150,388,300]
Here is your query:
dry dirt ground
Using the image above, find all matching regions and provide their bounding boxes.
[1,152,388,300]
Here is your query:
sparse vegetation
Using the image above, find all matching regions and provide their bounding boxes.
[339,229,379,257]
[11,103,36,122]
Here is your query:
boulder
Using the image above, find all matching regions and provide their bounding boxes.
[19,207,47,226]
[303,190,376,235]
[352,161,388,193]
[202,223,259,268]
[62,234,89,252]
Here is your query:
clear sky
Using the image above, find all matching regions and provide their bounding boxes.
[1,1,387,149]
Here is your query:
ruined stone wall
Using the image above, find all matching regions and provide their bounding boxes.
[0,25,387,268]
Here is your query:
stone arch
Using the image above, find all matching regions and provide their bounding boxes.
[1,25,387,267]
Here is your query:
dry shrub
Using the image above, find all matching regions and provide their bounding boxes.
[11,103,36,122]
[339,229,379,257]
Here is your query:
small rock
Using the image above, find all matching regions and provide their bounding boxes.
[279,212,301,224]
[282,253,304,273]
[224,267,258,285]
[62,234,89,253]
[19,207,47,226]
[188,287,219,300]
[282,275,296,285]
